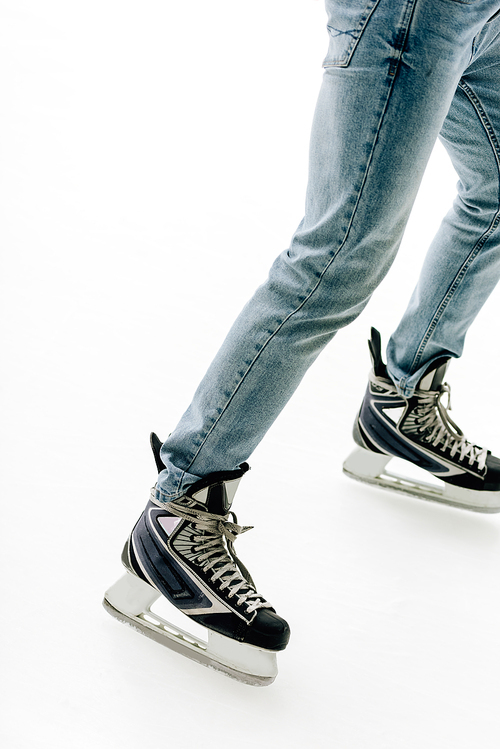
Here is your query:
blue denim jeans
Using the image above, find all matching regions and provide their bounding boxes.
[156,0,500,501]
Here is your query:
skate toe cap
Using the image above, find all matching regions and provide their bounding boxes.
[485,453,500,491]
[192,610,290,651]
[249,609,290,651]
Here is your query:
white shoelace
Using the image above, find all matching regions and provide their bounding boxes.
[407,383,487,471]
[165,499,272,615]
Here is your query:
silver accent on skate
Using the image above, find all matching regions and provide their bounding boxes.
[191,475,242,507]
[384,406,405,425]
[343,446,500,512]
[157,515,182,536]
[192,485,209,505]
[103,572,278,686]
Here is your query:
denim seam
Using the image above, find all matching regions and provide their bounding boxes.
[388,0,418,78]
[172,8,418,492]
[400,80,500,395]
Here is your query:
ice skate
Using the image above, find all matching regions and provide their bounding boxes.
[103,434,290,686]
[343,328,500,512]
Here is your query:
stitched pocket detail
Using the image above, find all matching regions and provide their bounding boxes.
[323,0,382,68]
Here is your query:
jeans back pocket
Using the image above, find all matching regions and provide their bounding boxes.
[323,0,382,68]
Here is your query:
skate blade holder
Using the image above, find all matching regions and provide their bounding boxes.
[103,572,278,686]
[343,447,500,513]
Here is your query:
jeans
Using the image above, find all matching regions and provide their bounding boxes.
[156,0,500,501]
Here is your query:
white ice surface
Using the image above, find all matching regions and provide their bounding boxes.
[2,3,500,748]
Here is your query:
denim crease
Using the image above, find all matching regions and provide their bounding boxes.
[156,0,500,502]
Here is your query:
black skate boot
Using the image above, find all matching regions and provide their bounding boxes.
[343,328,500,512]
[103,434,290,685]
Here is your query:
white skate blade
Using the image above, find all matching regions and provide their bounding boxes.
[343,446,500,513]
[103,572,278,686]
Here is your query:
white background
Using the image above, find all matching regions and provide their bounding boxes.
[2,2,500,748]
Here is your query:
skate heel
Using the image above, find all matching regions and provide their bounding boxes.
[103,572,160,617]
[343,446,391,481]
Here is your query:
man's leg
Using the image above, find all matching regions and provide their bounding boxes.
[387,12,500,394]
[344,11,500,510]
[157,0,500,501]
[104,0,500,685]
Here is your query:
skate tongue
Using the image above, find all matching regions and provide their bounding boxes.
[203,482,232,515]
[418,358,450,392]
[188,464,249,514]
[191,479,241,514]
